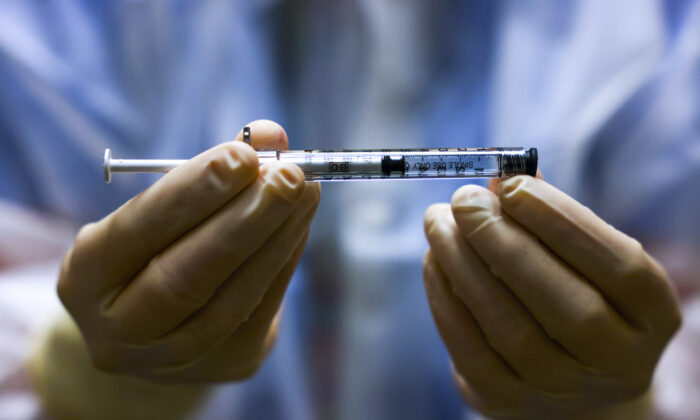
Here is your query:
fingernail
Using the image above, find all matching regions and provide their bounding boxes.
[498,176,527,199]
[424,204,451,236]
[263,162,305,204]
[451,186,496,214]
[224,142,258,172]
[279,164,304,186]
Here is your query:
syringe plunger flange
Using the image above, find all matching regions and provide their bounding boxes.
[103,148,112,183]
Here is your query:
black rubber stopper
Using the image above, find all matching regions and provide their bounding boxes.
[502,148,538,176]
[525,147,538,177]
[243,126,251,144]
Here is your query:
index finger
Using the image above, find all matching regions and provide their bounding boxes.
[497,176,680,332]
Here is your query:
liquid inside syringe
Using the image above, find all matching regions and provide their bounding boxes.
[103,147,538,183]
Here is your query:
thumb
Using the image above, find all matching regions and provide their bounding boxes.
[488,169,544,195]
[235,120,290,150]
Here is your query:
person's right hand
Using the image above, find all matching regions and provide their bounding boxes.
[57,120,320,382]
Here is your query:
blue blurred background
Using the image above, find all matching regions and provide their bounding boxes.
[0,1,698,419]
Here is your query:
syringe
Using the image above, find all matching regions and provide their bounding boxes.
[103,147,537,183]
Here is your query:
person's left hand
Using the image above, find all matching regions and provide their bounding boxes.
[423,175,681,419]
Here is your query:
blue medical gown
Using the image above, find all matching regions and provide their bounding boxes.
[0,1,698,419]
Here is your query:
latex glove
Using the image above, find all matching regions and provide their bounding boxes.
[58,120,320,382]
[423,175,681,419]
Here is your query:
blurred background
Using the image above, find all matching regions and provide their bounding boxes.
[0,1,698,419]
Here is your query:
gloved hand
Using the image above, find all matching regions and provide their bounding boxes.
[423,175,681,419]
[57,120,320,382]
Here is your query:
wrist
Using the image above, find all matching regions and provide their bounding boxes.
[571,389,654,420]
[29,311,212,420]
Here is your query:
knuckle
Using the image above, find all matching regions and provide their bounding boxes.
[70,222,99,261]
[148,256,210,310]
[279,162,305,185]
[613,239,653,282]
[497,176,530,205]
[75,222,98,244]
[221,141,259,172]
[261,162,306,203]
[609,241,682,335]
[423,204,451,237]
[571,302,610,338]
[450,184,482,207]
[56,248,77,306]
[271,162,304,186]
[644,254,669,283]
[198,311,246,343]
[424,203,441,224]
[579,308,607,335]
[178,313,250,361]
[488,324,535,359]
[205,142,258,190]
[99,313,133,342]
[667,305,683,334]
[57,223,99,306]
